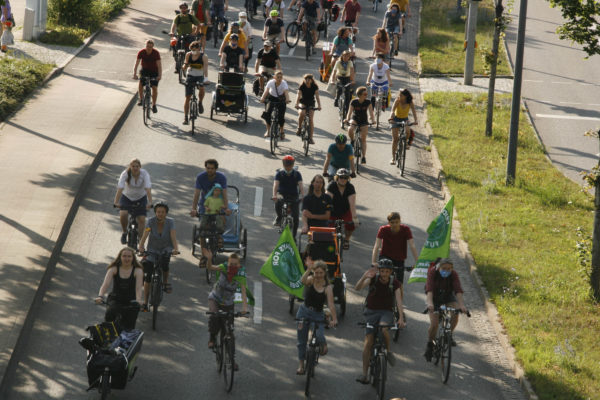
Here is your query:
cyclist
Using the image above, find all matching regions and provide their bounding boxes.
[190,159,230,266]
[133,39,162,114]
[341,0,360,37]
[382,4,401,55]
[207,253,249,349]
[301,174,332,233]
[326,168,358,248]
[354,259,404,384]
[296,260,338,375]
[239,12,254,72]
[389,88,418,163]
[255,40,282,95]
[138,202,180,312]
[265,0,286,19]
[182,40,209,125]
[263,10,285,54]
[219,34,244,72]
[329,49,354,109]
[272,155,303,239]
[424,258,467,361]
[389,0,410,34]
[295,73,322,143]
[322,133,357,178]
[209,0,228,39]
[370,211,418,299]
[366,52,392,111]
[345,86,375,164]
[220,22,249,62]
[169,2,200,70]
[260,70,291,139]
[370,28,390,59]
[296,0,322,54]
[95,247,144,330]
[191,0,211,51]
[114,158,152,245]
[329,26,354,63]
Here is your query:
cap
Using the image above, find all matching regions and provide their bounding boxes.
[263,40,272,46]
[239,11,247,18]
[336,168,350,177]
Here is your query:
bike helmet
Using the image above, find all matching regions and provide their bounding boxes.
[230,34,239,40]
[239,11,247,18]
[263,40,273,47]
[282,155,295,166]
[231,21,240,27]
[270,9,280,17]
[336,168,350,177]
[335,133,347,144]
[179,2,188,8]
[154,201,169,213]
[378,258,394,269]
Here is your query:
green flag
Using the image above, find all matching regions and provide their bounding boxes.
[408,196,454,283]
[259,226,306,299]
[215,263,255,306]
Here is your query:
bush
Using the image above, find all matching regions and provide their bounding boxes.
[0,57,53,122]
[47,0,130,33]
[39,25,88,46]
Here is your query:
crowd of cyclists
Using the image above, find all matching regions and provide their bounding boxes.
[97,0,470,392]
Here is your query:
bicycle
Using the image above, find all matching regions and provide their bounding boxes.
[333,219,346,262]
[140,76,152,126]
[390,120,416,176]
[422,305,471,383]
[207,310,248,392]
[297,318,326,397]
[296,105,319,156]
[370,84,388,131]
[357,321,397,400]
[336,81,353,129]
[194,213,224,284]
[163,31,197,84]
[388,30,400,70]
[267,98,285,155]
[141,250,174,331]
[285,17,321,51]
[185,80,212,136]
[114,203,146,248]
[348,122,372,174]
[245,0,255,20]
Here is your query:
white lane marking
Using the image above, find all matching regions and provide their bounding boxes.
[253,281,262,324]
[90,42,141,51]
[536,114,600,121]
[254,186,263,217]
[551,81,570,85]
[523,79,543,83]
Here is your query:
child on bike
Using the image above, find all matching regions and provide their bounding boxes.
[203,183,227,233]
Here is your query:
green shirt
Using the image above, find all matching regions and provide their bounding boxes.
[173,13,200,35]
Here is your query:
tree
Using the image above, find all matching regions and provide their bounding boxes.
[485,0,508,137]
[548,0,600,57]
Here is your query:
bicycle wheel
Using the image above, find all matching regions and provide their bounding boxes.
[223,337,235,392]
[190,99,197,135]
[151,274,162,330]
[142,89,150,126]
[389,40,394,70]
[215,338,224,373]
[285,22,300,48]
[127,226,138,248]
[398,134,407,176]
[338,92,345,128]
[354,139,361,173]
[373,0,378,12]
[393,308,400,342]
[441,331,452,383]
[288,294,295,314]
[376,354,387,400]
[269,112,279,155]
[100,372,110,400]
[178,53,185,84]
[303,121,310,156]
[304,347,316,397]
[375,98,381,130]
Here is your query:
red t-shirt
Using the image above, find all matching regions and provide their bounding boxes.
[195,3,205,22]
[377,224,413,261]
[366,277,400,310]
[343,0,361,21]
[137,49,161,73]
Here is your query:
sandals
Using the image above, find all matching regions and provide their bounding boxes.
[343,240,350,250]
[163,283,172,294]
[356,375,369,384]
[199,256,208,268]
[296,367,305,375]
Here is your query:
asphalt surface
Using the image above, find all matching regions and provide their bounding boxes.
[505,0,600,184]
[1,0,528,399]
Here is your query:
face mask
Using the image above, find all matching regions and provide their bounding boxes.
[391,10,397,15]
[439,269,451,278]
[191,50,200,56]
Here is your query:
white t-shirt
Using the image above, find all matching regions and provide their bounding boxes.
[370,62,390,84]
[117,168,152,201]
[265,79,289,97]
[265,0,286,10]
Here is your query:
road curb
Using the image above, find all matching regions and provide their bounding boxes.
[419,100,539,400]
[0,89,138,399]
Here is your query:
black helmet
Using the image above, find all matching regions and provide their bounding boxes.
[336,168,350,177]
[231,21,240,27]
[154,201,169,213]
[378,258,394,269]
[335,133,347,144]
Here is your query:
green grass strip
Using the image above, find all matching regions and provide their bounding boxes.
[425,91,599,400]
[420,0,511,75]
[0,57,53,122]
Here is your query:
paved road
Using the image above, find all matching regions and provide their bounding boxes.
[2,0,527,399]
[505,0,600,184]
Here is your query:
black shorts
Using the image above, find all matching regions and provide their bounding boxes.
[140,70,159,87]
[379,255,405,284]
[142,257,171,283]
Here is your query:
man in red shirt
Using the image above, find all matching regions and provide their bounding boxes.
[191,0,211,50]
[341,0,361,35]
[371,211,418,293]
[133,40,162,113]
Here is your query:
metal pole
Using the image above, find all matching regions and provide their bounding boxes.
[505,0,528,185]
[463,0,479,85]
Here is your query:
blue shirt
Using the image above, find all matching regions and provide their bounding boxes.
[275,169,303,197]
[195,171,227,213]
[302,0,320,18]
[327,143,354,169]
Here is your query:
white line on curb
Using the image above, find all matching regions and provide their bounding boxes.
[536,114,600,121]
[254,186,263,217]
[253,281,262,324]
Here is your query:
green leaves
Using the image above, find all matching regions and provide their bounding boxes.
[548,0,600,57]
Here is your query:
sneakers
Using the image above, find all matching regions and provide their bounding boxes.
[390,158,396,165]
[424,341,434,362]
[120,232,127,245]
[141,304,149,312]
[309,138,315,144]
[152,105,158,113]
[183,117,189,125]
[395,49,399,56]
[387,351,396,366]
[199,102,204,114]
[334,98,339,108]
[296,128,302,136]
[137,101,142,106]
[361,157,366,164]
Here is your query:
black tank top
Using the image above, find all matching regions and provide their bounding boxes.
[303,284,327,311]
[111,265,136,303]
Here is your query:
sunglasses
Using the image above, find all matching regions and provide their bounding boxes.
[338,176,349,179]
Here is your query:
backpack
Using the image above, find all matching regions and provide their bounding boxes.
[175,13,193,26]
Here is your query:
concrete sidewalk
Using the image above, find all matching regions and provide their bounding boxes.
[0,0,165,393]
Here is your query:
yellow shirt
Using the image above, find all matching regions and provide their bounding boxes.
[390,0,408,12]
[224,31,247,49]
[394,102,410,119]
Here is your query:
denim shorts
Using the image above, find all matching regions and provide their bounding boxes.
[363,308,393,335]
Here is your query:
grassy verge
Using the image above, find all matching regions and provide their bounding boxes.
[425,91,599,400]
[0,57,54,122]
[419,0,512,75]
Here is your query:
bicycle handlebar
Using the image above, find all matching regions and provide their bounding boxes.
[113,203,150,211]
[422,306,471,317]
[357,322,398,330]
[206,311,250,317]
